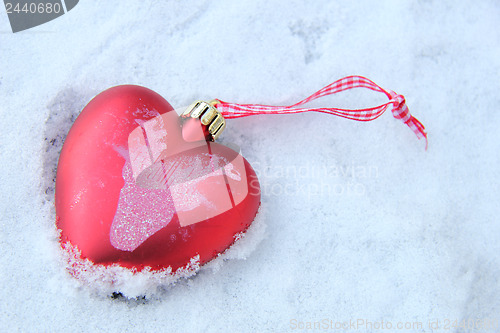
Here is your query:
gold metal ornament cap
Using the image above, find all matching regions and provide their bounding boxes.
[181,100,226,141]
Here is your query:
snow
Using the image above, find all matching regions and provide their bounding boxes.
[1,0,499,331]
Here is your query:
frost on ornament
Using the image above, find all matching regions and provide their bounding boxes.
[61,206,266,299]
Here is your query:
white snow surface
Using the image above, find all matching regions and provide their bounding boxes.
[1,1,499,332]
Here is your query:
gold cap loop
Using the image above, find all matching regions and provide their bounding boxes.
[181,100,226,141]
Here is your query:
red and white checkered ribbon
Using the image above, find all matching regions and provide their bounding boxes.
[214,75,427,148]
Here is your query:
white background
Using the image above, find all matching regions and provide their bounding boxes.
[1,1,499,332]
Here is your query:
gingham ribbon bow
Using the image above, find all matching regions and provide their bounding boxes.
[214,76,427,148]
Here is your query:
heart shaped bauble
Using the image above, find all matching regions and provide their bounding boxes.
[55,85,261,286]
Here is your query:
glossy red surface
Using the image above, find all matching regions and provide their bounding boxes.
[55,85,261,271]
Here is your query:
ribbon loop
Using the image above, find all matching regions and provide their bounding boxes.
[389,91,411,123]
[214,76,427,149]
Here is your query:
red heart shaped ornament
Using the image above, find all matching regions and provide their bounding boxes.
[55,85,261,279]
